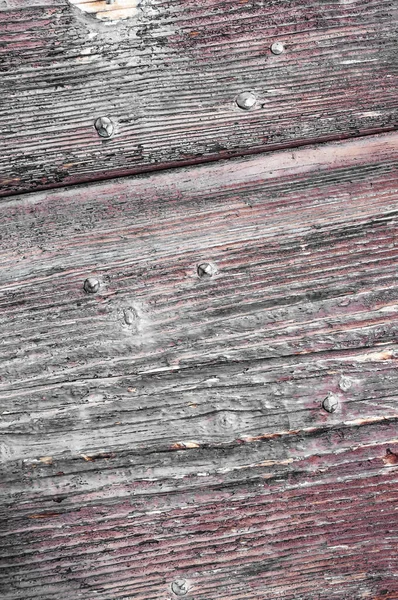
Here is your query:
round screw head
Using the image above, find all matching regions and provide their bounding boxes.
[271,41,284,55]
[171,579,189,596]
[322,393,339,413]
[83,277,100,294]
[197,262,217,278]
[235,91,256,110]
[94,116,114,138]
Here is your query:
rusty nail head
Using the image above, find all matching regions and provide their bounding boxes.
[171,579,189,596]
[83,277,100,294]
[235,91,256,110]
[271,41,284,55]
[95,116,114,138]
[197,262,217,278]
[322,394,339,413]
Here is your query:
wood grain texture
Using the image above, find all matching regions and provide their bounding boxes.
[1,132,398,599]
[0,0,397,196]
[68,0,138,22]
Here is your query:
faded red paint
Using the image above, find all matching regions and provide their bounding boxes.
[0,0,397,195]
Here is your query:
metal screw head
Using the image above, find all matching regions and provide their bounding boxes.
[235,91,256,110]
[94,117,114,138]
[197,262,217,278]
[322,393,339,413]
[271,41,284,55]
[171,579,189,596]
[83,277,100,294]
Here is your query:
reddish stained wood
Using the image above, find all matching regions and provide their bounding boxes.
[0,0,397,195]
[0,133,398,598]
[1,441,398,599]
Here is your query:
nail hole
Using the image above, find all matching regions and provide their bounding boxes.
[83,277,100,294]
[235,91,257,110]
[197,262,217,278]
[171,579,189,596]
[94,116,114,138]
[322,393,339,413]
[271,41,284,55]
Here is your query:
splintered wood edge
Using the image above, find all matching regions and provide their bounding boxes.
[68,0,137,21]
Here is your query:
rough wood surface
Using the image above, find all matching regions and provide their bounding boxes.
[1,132,398,599]
[69,0,138,22]
[0,0,397,196]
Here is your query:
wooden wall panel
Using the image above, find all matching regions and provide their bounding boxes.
[1,439,398,599]
[0,0,397,195]
[1,133,398,598]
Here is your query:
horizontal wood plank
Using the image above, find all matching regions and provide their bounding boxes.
[0,0,397,195]
[1,438,398,600]
[1,133,398,598]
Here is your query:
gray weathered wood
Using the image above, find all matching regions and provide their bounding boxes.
[1,132,398,599]
[0,0,397,195]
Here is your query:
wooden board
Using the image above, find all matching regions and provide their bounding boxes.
[1,132,398,599]
[0,0,397,196]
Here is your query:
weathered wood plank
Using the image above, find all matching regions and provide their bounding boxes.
[1,439,397,599]
[0,0,397,195]
[1,133,398,598]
